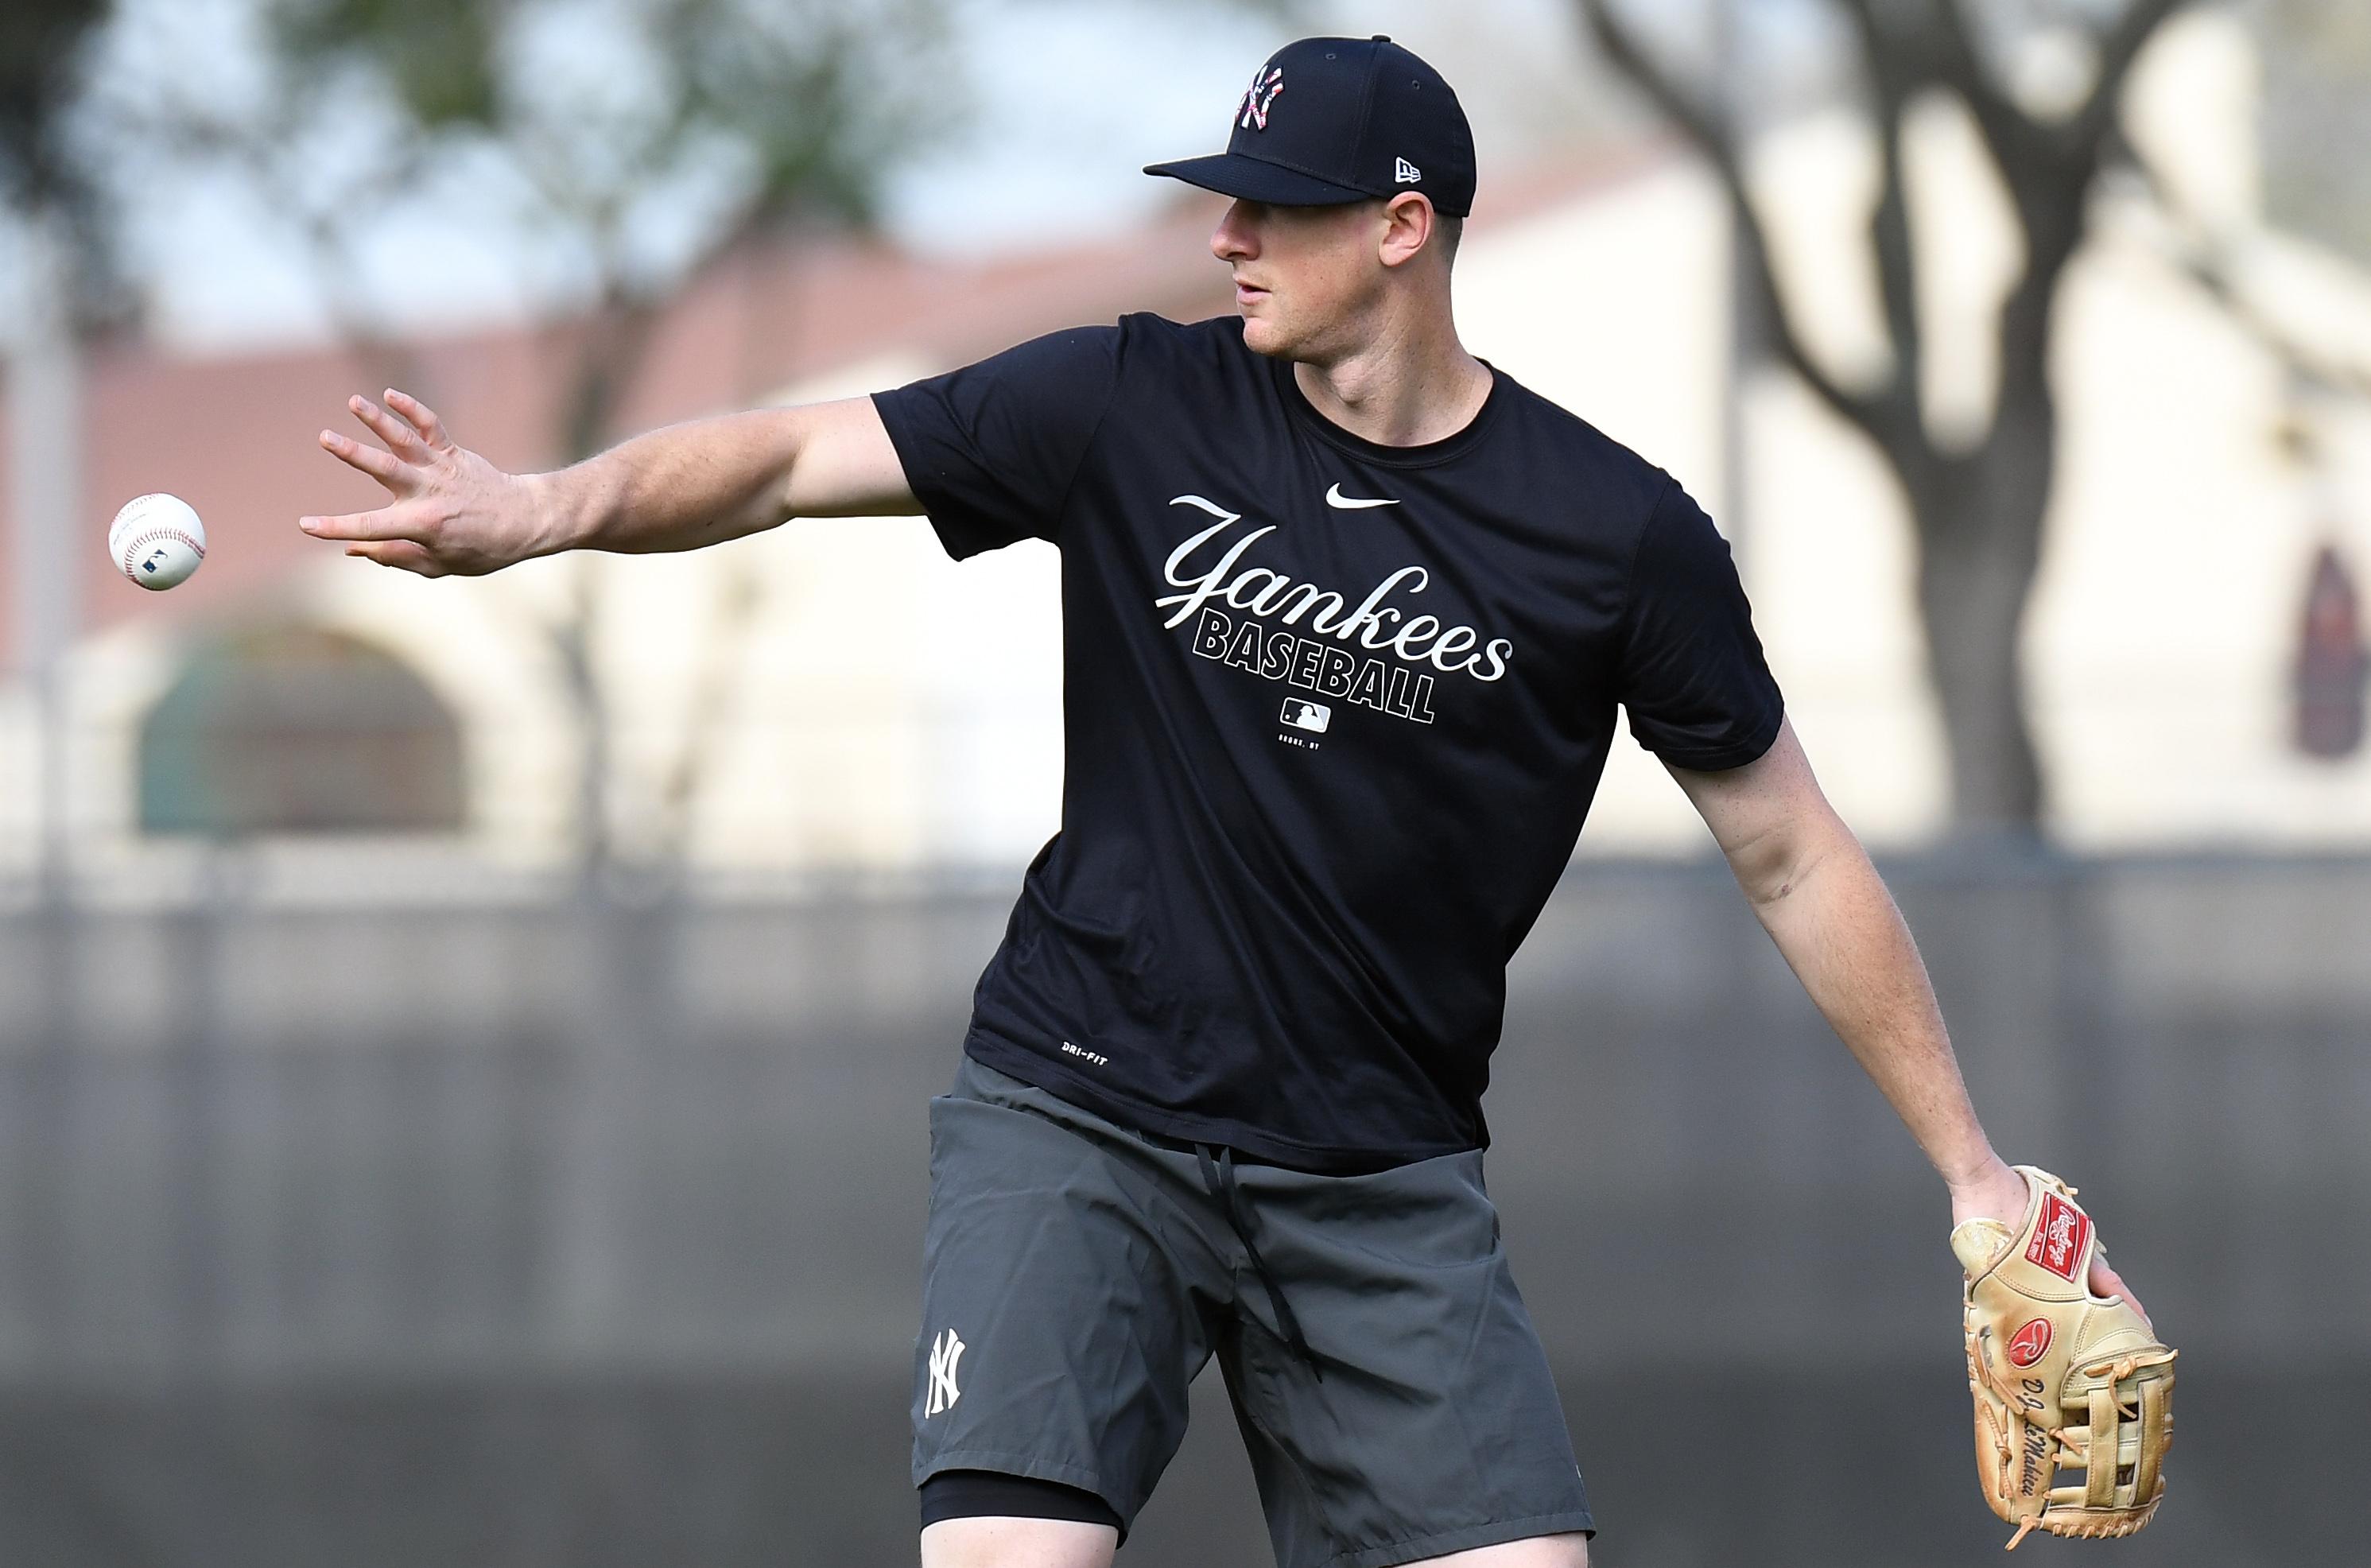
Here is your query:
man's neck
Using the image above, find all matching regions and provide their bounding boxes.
[1290,308,1491,448]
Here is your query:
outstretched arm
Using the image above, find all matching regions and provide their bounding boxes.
[301,389,918,576]
[1667,720,2148,1319]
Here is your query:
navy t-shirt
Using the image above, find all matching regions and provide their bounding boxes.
[874,313,1782,1171]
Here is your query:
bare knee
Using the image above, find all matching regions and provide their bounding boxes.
[919,1516,1119,1568]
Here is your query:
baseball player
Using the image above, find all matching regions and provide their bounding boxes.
[301,35,2155,1568]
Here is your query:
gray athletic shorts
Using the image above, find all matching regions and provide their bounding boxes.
[911,1056,1594,1568]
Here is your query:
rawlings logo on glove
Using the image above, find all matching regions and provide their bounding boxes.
[1951,1167,2176,1550]
[2024,1190,2090,1281]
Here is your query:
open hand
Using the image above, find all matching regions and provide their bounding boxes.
[1950,1159,2151,1329]
[301,390,553,576]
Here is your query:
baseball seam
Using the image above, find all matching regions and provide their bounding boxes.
[118,527,206,578]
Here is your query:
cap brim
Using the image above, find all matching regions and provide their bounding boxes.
[1143,153,1372,207]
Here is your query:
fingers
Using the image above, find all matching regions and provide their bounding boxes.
[300,504,426,543]
[347,394,428,459]
[2090,1252,2152,1330]
[383,388,455,451]
[305,391,463,560]
[345,540,447,576]
[319,427,406,488]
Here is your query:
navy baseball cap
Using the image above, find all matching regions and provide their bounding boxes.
[1144,36,1477,218]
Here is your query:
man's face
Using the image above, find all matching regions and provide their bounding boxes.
[1212,198,1391,362]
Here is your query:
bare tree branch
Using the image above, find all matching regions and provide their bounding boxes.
[2072,0,2191,157]
[1934,2,2194,454]
[2175,248,2371,404]
[1578,0,1896,440]
[2112,138,2371,402]
[93,80,429,386]
[1837,0,1927,442]
[1926,0,2050,180]
[1580,0,2202,829]
[1987,0,2195,419]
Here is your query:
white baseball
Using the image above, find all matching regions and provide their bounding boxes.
[109,493,208,591]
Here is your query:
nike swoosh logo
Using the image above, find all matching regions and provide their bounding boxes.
[1325,483,1399,510]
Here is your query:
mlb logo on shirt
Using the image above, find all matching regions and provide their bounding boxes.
[1281,698,1331,734]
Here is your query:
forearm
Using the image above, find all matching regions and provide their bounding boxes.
[305,389,910,577]
[1734,820,2004,1188]
[540,408,814,557]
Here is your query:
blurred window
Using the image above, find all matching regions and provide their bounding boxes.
[139,625,465,836]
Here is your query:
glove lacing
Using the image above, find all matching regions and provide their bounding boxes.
[1993,1352,2148,1551]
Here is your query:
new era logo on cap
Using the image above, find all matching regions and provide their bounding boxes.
[1395,157,1420,184]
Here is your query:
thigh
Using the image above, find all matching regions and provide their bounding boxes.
[1218,1151,1595,1568]
[912,1062,1224,1533]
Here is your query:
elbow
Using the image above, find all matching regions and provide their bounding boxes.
[1729,811,1858,910]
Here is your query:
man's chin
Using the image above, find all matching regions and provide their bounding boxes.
[1239,315,1294,359]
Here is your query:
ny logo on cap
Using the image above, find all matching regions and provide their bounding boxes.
[1239,65,1284,130]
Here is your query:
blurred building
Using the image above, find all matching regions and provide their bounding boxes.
[3,8,2368,892]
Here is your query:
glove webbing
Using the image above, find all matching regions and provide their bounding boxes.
[1998,1351,2161,1551]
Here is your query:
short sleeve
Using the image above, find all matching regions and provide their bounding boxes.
[1614,478,1785,769]
[870,326,1122,560]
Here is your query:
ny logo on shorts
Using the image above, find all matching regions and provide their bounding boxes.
[926,1328,966,1416]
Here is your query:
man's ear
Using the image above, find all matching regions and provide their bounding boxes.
[1377,193,1436,270]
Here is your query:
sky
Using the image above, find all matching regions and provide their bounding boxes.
[29,0,2250,361]
[5,0,1879,356]
[878,0,1638,254]
[90,0,1629,353]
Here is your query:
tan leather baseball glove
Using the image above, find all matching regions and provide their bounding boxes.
[1950,1166,2175,1550]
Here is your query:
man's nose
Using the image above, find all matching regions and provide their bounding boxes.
[1212,202,1256,262]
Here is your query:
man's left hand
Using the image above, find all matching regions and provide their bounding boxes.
[1948,1158,2150,1328]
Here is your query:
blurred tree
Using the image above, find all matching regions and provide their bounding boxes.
[210,0,1294,877]
[4,0,113,909]
[1578,0,2193,837]
[0,1,102,184]
[0,0,113,282]
[137,0,964,875]
[96,0,1297,876]
[262,0,955,462]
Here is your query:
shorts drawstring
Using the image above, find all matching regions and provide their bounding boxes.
[1196,1142,1322,1381]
